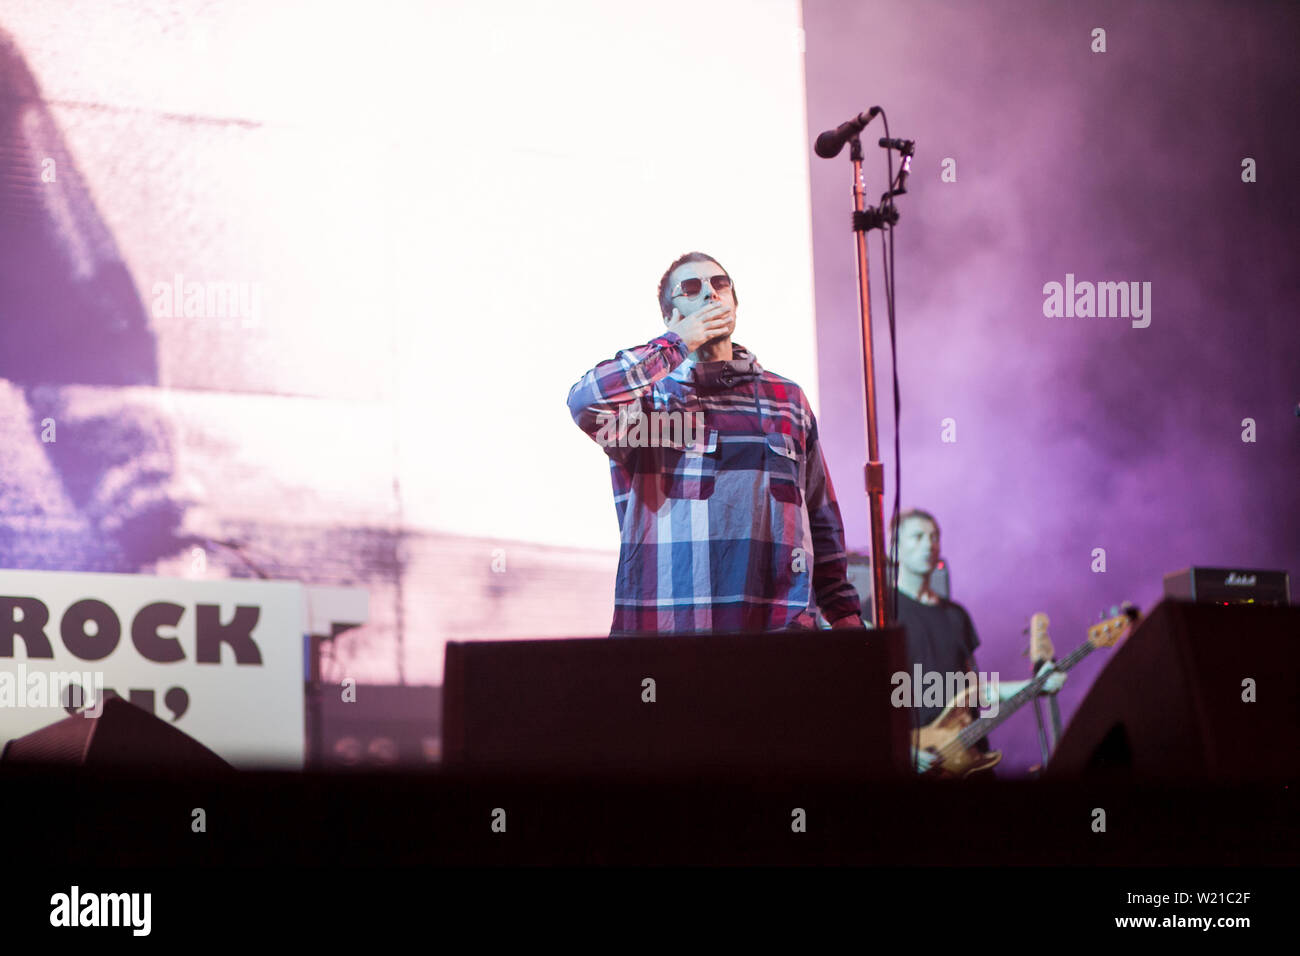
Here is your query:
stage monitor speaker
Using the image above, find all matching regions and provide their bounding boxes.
[1,696,233,772]
[443,627,910,777]
[1048,600,1300,781]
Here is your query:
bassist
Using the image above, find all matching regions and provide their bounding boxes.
[889,509,1066,770]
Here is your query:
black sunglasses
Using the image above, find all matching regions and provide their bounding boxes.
[671,275,732,299]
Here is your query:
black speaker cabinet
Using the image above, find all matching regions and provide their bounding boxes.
[1,696,233,772]
[443,627,910,777]
[1049,600,1300,781]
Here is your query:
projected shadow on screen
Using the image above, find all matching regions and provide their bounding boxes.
[0,28,187,571]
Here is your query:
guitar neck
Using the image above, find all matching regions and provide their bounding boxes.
[954,638,1097,749]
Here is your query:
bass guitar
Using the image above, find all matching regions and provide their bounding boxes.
[913,604,1140,778]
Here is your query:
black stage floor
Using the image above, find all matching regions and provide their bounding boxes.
[3,764,1293,866]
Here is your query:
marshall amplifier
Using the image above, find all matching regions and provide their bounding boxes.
[1163,566,1291,606]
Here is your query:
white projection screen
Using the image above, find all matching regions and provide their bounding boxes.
[0,0,820,686]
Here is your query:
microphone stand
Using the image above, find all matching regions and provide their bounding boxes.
[1030,695,1052,776]
[845,134,899,627]
[1028,660,1064,775]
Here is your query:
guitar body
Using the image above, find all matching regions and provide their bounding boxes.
[908,605,1139,779]
[912,685,1002,779]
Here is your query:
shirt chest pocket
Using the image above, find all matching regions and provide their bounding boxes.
[661,428,719,500]
[765,432,803,506]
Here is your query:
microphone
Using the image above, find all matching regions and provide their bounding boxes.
[814,107,881,158]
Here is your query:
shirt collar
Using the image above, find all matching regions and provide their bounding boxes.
[669,342,763,389]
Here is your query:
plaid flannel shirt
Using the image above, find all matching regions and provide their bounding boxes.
[567,331,861,635]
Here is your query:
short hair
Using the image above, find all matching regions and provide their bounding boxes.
[887,508,940,564]
[657,251,738,320]
[889,508,939,541]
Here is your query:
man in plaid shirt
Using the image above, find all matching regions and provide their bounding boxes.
[566,251,863,636]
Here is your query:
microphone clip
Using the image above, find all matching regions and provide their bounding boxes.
[852,206,900,233]
[878,137,916,156]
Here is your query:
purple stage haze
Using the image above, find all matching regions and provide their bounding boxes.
[803,0,1300,772]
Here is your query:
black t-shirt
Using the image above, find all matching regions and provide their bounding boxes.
[894,590,983,729]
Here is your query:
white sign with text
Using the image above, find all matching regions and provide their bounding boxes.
[0,569,305,768]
